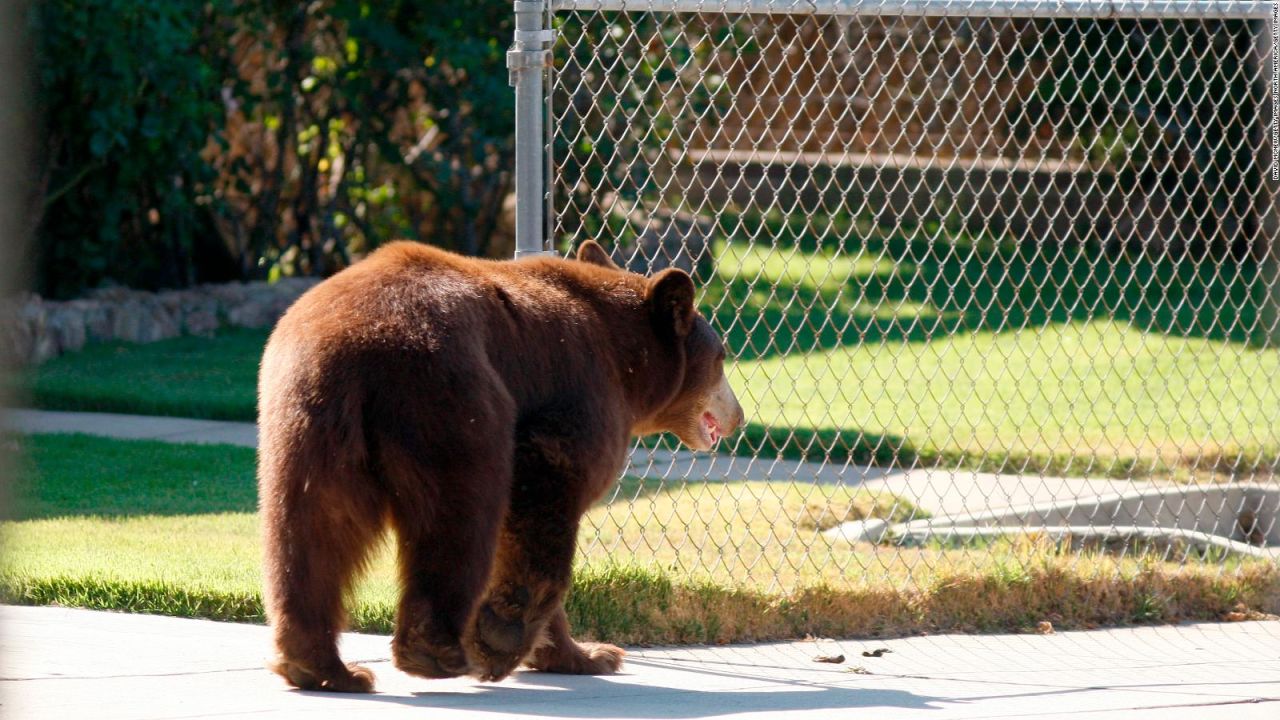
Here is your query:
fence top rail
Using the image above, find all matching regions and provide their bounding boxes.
[548,1,1273,19]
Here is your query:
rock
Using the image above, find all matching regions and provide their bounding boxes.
[205,282,249,308]
[111,299,179,343]
[224,280,313,328]
[623,220,711,280]
[0,276,321,364]
[181,296,219,337]
[159,291,220,337]
[271,276,320,297]
[0,299,32,367]
[155,290,187,315]
[109,300,144,343]
[605,196,715,282]
[227,298,274,328]
[86,286,135,303]
[148,303,181,342]
[21,300,57,364]
[67,299,111,342]
[5,325,32,367]
[46,305,87,354]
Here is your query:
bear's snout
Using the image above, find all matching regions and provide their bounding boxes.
[704,375,745,441]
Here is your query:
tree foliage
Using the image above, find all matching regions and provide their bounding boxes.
[31,0,514,298]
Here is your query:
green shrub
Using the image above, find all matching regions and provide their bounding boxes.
[30,0,514,299]
[31,0,226,297]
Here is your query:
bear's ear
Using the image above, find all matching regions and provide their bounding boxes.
[576,240,618,269]
[645,268,696,337]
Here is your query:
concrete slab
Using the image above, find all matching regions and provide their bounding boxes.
[624,448,1148,516]
[2,605,1277,719]
[864,469,1151,517]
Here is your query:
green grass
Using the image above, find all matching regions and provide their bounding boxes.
[709,232,1280,477]
[8,328,264,421]
[3,433,1277,644]
[11,229,1280,478]
[4,433,256,518]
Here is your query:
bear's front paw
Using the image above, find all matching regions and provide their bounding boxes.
[467,603,530,682]
[530,640,625,675]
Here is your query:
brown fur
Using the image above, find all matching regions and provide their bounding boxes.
[258,240,740,692]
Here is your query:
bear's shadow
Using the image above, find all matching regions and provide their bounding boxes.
[301,658,962,718]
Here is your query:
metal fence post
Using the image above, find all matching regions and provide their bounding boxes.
[509,1,555,259]
[1261,10,1280,347]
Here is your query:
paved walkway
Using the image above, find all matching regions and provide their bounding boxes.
[7,407,259,446]
[4,408,1141,517]
[3,605,1277,719]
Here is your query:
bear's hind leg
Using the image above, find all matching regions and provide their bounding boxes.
[390,526,502,680]
[387,449,512,681]
[464,415,612,682]
[465,499,581,682]
[262,481,384,693]
[465,403,632,682]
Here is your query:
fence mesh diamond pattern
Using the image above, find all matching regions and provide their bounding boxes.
[540,1,1279,598]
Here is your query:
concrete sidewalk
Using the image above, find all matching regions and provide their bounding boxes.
[4,408,1141,517]
[3,605,1277,719]
[5,407,259,447]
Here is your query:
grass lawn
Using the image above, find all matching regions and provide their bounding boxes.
[9,328,264,421]
[11,231,1280,479]
[706,232,1280,477]
[4,433,1276,644]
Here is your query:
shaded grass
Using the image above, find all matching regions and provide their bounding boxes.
[3,433,1276,644]
[4,433,257,518]
[7,328,265,421]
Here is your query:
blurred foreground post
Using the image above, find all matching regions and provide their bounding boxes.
[0,0,31,505]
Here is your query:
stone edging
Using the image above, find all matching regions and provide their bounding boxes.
[1,278,320,366]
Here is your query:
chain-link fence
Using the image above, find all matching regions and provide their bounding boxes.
[513,0,1280,627]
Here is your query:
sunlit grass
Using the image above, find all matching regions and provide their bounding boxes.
[728,320,1280,471]
[580,477,929,591]
[3,434,1276,644]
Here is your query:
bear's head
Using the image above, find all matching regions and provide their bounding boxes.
[578,241,746,451]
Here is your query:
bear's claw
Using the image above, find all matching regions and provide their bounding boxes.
[270,657,376,693]
[531,641,625,675]
[392,639,471,680]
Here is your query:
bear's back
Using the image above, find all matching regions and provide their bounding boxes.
[273,242,512,354]
[284,241,635,341]
[261,241,648,413]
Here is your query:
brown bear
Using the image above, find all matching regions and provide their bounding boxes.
[258,239,744,692]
